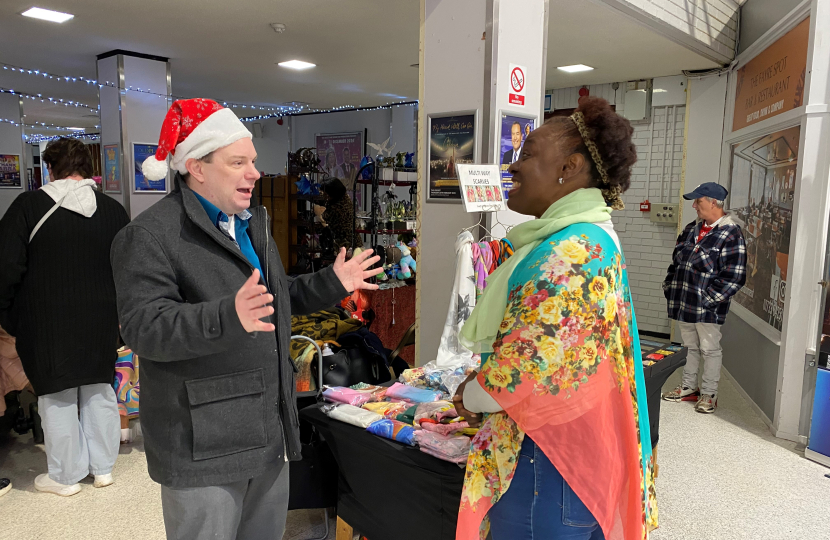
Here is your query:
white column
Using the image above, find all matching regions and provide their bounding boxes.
[0,94,26,217]
[775,0,830,441]
[97,51,171,219]
[416,0,548,365]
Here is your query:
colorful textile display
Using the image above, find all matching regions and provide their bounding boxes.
[114,348,139,419]
[421,421,470,436]
[435,231,477,369]
[414,401,456,425]
[385,382,442,403]
[366,419,417,446]
[414,431,471,465]
[363,401,411,419]
[395,405,418,425]
[290,308,363,360]
[456,214,657,540]
[324,403,383,429]
[323,386,374,407]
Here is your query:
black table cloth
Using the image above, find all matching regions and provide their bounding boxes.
[301,341,686,540]
[302,406,465,540]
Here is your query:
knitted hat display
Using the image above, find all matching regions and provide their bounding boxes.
[141,98,252,181]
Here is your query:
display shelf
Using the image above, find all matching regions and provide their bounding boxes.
[356,178,417,186]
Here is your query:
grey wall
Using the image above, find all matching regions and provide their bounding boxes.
[721,312,780,421]
[738,0,804,54]
[250,118,290,176]
[0,94,25,218]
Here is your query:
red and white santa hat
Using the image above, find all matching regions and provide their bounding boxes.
[141,98,252,181]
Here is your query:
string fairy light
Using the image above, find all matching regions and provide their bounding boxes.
[0,87,98,113]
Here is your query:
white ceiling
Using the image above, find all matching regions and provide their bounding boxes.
[0,0,720,138]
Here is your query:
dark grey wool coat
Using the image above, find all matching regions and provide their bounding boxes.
[111,176,346,488]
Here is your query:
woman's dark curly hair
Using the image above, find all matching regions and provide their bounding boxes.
[42,137,94,180]
[554,96,637,208]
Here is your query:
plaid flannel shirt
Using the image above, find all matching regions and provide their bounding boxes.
[663,215,747,325]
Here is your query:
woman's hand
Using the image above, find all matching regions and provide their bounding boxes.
[452,371,482,428]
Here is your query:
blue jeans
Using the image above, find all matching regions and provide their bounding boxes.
[489,437,604,540]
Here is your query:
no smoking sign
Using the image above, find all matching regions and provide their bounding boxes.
[508,63,527,107]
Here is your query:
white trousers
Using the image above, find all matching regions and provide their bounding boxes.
[679,322,724,396]
[38,383,120,485]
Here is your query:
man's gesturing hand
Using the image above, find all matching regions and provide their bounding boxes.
[332,247,381,293]
[235,269,276,333]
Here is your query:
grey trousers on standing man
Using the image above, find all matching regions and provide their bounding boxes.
[161,463,289,540]
[679,321,723,396]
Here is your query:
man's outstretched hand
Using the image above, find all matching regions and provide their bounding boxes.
[332,247,381,293]
[235,269,276,333]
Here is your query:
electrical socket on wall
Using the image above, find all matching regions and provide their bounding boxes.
[650,203,678,225]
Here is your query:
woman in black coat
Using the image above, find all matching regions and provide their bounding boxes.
[0,138,129,496]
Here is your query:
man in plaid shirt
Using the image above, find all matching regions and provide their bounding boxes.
[662,183,747,413]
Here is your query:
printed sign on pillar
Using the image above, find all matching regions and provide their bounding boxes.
[508,64,527,107]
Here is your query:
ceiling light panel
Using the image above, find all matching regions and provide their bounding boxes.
[278,60,316,70]
[557,64,594,73]
[21,7,74,23]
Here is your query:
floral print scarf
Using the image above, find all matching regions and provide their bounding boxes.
[456,223,658,540]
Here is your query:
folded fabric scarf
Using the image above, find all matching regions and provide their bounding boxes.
[436,409,459,422]
[325,404,383,429]
[421,421,470,436]
[323,387,374,407]
[396,405,419,425]
[385,382,442,403]
[414,431,471,464]
[400,367,426,385]
[414,401,455,425]
[366,419,417,446]
[363,401,411,419]
[114,348,140,419]
[349,383,388,401]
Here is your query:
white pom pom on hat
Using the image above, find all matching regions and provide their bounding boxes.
[142,154,169,181]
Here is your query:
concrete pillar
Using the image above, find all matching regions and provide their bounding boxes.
[0,93,26,217]
[416,0,548,365]
[97,50,171,219]
[775,0,830,441]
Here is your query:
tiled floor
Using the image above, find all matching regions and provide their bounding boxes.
[1,370,829,540]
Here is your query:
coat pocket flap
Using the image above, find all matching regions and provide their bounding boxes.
[185,368,265,407]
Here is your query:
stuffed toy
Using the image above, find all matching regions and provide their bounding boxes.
[396,241,417,279]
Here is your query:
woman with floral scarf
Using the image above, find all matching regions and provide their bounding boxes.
[453,97,657,540]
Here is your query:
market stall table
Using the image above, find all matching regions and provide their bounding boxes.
[303,338,686,540]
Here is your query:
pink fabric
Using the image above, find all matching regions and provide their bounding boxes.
[421,421,469,436]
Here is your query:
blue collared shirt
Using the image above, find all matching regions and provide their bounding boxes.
[193,192,265,283]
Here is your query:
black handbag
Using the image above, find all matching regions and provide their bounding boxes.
[311,345,391,388]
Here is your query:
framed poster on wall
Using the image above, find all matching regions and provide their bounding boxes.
[103,144,121,194]
[727,124,800,334]
[315,130,365,191]
[427,111,477,202]
[133,143,165,193]
[0,154,21,188]
[498,111,536,200]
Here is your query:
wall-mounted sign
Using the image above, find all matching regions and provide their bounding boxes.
[103,144,120,193]
[499,111,536,199]
[732,17,809,132]
[427,112,476,202]
[508,63,527,107]
[133,143,165,193]
[0,154,21,188]
[456,164,505,213]
[728,124,800,331]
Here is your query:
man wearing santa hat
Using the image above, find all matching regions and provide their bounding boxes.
[111,98,379,540]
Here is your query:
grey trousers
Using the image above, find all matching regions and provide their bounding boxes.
[161,463,289,540]
[679,321,724,396]
[38,383,121,485]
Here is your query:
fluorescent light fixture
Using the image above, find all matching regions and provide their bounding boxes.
[21,7,74,23]
[653,89,668,93]
[67,127,85,131]
[557,64,594,73]
[278,60,316,70]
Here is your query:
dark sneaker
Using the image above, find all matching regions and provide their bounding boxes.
[662,385,700,402]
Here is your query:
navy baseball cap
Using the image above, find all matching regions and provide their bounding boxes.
[683,182,728,201]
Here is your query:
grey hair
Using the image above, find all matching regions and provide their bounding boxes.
[706,197,725,209]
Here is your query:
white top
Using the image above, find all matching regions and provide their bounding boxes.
[463,219,622,413]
